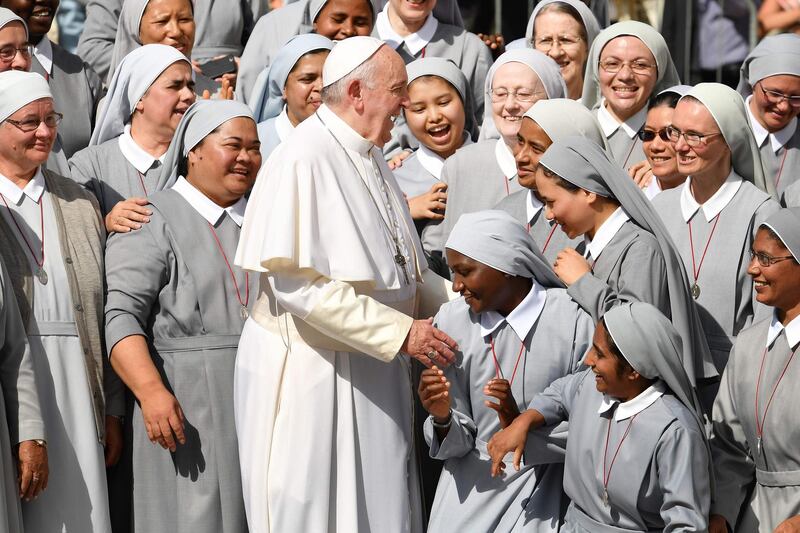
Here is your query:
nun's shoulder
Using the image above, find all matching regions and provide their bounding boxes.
[494,188,526,212]
[433,296,479,331]
[658,394,707,443]
[42,167,102,209]
[391,150,423,180]
[729,315,771,355]
[444,139,496,168]
[782,180,800,207]
[650,183,682,209]
[433,22,490,55]
[542,287,589,318]
[70,137,123,167]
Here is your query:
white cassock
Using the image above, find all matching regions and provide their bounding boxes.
[234,103,453,533]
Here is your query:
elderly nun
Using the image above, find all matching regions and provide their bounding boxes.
[0,7,29,72]
[70,44,195,233]
[419,209,593,532]
[582,21,681,170]
[237,0,375,104]
[488,302,712,532]
[249,33,333,160]
[709,207,800,533]
[0,70,123,532]
[104,100,260,533]
[653,83,780,376]
[536,136,716,392]
[524,0,602,100]
[737,34,800,201]
[496,98,606,262]
[106,0,196,84]
[421,49,566,261]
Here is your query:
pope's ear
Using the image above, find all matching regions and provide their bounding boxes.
[346,78,364,104]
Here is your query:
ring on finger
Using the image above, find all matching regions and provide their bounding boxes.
[32,473,40,481]
[427,349,437,361]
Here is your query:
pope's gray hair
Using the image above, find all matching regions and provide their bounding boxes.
[321,54,382,106]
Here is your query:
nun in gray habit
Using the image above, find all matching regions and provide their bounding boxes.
[736,34,800,201]
[582,21,681,169]
[491,302,711,532]
[540,137,716,389]
[710,208,800,532]
[495,98,606,262]
[423,210,593,532]
[249,33,333,160]
[237,0,376,105]
[652,84,780,374]
[70,44,193,217]
[104,100,259,533]
[78,0,267,83]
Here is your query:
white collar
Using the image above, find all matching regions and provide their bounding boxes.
[495,139,517,179]
[316,104,373,156]
[416,144,445,180]
[171,176,247,227]
[376,6,438,56]
[644,176,662,200]
[275,105,295,142]
[118,125,166,174]
[33,37,53,76]
[597,380,667,421]
[526,189,543,224]
[585,207,630,261]
[596,98,647,139]
[767,310,800,350]
[746,95,798,154]
[479,281,547,342]
[679,171,742,223]
[0,168,45,204]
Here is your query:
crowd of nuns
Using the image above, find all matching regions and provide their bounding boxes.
[0,0,800,532]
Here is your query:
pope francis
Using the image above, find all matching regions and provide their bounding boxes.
[234,36,458,533]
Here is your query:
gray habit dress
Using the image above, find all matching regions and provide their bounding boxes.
[711,316,800,532]
[69,137,161,216]
[424,291,593,532]
[652,177,780,371]
[77,0,267,83]
[105,188,254,533]
[529,369,711,532]
[421,140,523,258]
[495,189,585,263]
[567,218,670,325]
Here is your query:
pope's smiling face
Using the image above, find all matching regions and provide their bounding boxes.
[360,46,410,147]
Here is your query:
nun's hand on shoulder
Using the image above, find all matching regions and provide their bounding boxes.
[774,515,800,533]
[105,198,152,234]
[477,33,506,59]
[628,160,653,189]
[409,182,447,221]
[553,248,591,286]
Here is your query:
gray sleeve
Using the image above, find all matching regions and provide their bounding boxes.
[656,423,711,532]
[463,32,493,123]
[527,370,585,426]
[76,0,122,83]
[709,344,754,527]
[0,262,44,443]
[567,239,668,323]
[104,218,169,353]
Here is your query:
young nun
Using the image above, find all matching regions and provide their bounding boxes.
[582,21,681,170]
[0,70,123,533]
[536,136,716,390]
[104,100,260,533]
[496,98,605,262]
[107,0,196,85]
[652,83,780,374]
[421,49,566,259]
[737,34,800,201]
[709,208,800,533]
[393,57,476,234]
[374,0,491,121]
[419,210,593,532]
[525,0,601,100]
[487,302,712,532]
[69,44,195,233]
[629,85,691,200]
[237,0,375,104]
[249,34,333,160]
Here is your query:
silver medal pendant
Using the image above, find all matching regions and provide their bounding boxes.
[691,282,700,300]
[602,488,609,506]
[36,267,48,285]
[240,305,249,320]
[757,436,762,456]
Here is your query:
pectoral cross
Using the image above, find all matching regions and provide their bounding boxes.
[395,245,410,284]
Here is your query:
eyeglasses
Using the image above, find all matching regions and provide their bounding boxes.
[637,128,670,142]
[0,44,32,63]
[665,125,722,147]
[5,112,63,132]
[533,34,583,52]
[489,88,544,103]
[758,83,800,109]
[599,59,656,74]
[749,249,796,267]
